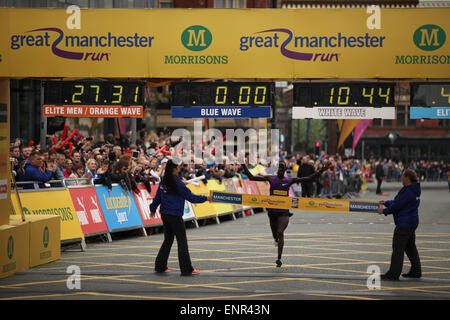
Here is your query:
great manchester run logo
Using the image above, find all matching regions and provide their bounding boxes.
[239,28,387,62]
[10,27,155,62]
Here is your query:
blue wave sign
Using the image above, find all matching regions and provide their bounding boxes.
[171,106,271,118]
[95,185,143,232]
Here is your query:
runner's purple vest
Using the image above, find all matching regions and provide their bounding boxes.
[269,176,290,213]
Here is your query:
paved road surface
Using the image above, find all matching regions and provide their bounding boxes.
[1,181,449,302]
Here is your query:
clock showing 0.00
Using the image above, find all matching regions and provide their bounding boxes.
[171,82,274,107]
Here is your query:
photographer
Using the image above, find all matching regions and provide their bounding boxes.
[111,159,140,195]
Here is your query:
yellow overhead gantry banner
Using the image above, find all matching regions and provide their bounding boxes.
[0,8,449,79]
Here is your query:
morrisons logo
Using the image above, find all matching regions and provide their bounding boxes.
[395,24,448,65]
[413,24,446,51]
[181,25,212,51]
[165,25,228,65]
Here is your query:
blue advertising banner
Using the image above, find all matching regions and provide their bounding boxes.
[95,185,143,232]
[410,107,450,119]
[171,106,271,118]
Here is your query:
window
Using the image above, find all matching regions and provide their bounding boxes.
[371,119,381,127]
[214,0,246,8]
[396,105,406,127]
[382,119,392,128]
[438,119,450,128]
[406,106,416,128]
[159,0,172,8]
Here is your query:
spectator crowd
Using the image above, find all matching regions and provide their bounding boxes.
[9,128,450,198]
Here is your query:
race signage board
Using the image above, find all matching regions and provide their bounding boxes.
[292,82,396,119]
[0,9,449,79]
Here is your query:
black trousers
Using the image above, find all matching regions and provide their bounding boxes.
[386,226,422,278]
[376,178,383,194]
[155,214,194,275]
[301,182,313,198]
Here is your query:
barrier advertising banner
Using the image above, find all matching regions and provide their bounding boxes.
[255,181,270,196]
[241,178,261,196]
[133,184,163,227]
[187,182,218,219]
[95,185,143,232]
[10,190,84,242]
[68,186,109,237]
[183,201,196,222]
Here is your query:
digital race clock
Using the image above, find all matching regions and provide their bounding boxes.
[410,82,450,119]
[292,82,396,119]
[44,80,143,106]
[43,80,144,118]
[170,82,274,118]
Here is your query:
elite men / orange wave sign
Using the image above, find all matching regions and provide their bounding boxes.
[43,105,143,118]
[210,191,381,214]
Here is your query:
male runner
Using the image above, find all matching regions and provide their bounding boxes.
[242,160,330,267]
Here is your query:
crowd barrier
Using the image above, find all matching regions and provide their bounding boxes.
[10,176,268,247]
[12,172,371,249]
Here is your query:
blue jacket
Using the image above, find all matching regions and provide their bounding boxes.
[150,177,207,216]
[383,182,421,229]
[22,162,54,189]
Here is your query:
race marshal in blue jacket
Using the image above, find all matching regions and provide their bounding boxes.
[378,169,422,281]
[150,159,212,276]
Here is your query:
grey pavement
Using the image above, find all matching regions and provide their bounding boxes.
[0,180,449,301]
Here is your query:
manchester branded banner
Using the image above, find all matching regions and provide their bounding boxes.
[95,185,144,232]
[68,186,109,237]
[0,8,449,78]
[206,179,235,216]
[210,191,381,214]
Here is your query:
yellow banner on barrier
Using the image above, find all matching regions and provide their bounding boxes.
[11,190,84,242]
[210,191,381,214]
[205,179,235,216]
[0,8,449,78]
[187,181,218,219]
[0,220,29,279]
